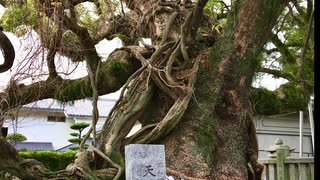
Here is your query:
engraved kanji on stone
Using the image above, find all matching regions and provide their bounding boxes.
[125,144,166,180]
[142,165,156,177]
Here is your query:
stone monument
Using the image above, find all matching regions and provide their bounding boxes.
[125,144,166,180]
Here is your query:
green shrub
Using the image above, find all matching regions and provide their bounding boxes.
[68,138,82,144]
[70,122,90,130]
[18,151,76,171]
[69,122,90,151]
[6,133,27,144]
[277,83,308,111]
[253,88,281,115]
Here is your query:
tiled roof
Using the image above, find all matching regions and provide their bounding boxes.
[21,98,117,117]
[14,142,54,151]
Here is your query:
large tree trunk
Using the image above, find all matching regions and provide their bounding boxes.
[0,0,290,179]
[154,0,290,179]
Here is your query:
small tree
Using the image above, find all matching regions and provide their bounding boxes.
[68,122,90,151]
[6,133,27,145]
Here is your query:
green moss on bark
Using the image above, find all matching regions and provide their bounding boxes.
[109,61,129,82]
[55,79,92,102]
[194,119,216,165]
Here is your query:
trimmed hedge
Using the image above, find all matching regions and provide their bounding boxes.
[18,151,76,171]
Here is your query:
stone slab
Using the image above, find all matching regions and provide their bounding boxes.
[125,144,166,180]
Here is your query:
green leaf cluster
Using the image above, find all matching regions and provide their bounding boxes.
[18,151,76,171]
[276,83,308,111]
[0,0,37,34]
[70,122,90,130]
[204,0,226,19]
[255,2,314,106]
[253,83,309,115]
[68,138,82,144]
[75,3,99,35]
[68,122,90,151]
[70,132,79,137]
[6,133,27,144]
[253,88,281,115]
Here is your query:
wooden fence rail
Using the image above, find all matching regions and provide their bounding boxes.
[259,138,314,180]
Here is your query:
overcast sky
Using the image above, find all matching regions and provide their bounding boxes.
[0,2,288,100]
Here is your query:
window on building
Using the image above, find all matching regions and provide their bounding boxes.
[47,116,66,122]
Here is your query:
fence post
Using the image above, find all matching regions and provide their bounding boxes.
[266,138,294,180]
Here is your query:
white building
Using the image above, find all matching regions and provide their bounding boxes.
[4,98,120,150]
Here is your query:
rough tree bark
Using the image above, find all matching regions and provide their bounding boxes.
[0,0,290,179]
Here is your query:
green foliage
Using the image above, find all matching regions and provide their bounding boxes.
[253,83,309,115]
[18,151,76,171]
[70,132,79,137]
[61,30,81,48]
[70,122,90,130]
[75,3,99,35]
[203,1,227,33]
[276,83,308,111]
[204,0,226,18]
[18,148,28,152]
[68,122,90,151]
[0,0,37,34]
[255,3,314,106]
[213,19,226,34]
[69,146,80,151]
[68,138,82,144]
[6,133,27,144]
[253,88,281,115]
[68,144,89,152]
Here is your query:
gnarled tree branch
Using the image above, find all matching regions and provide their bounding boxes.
[270,33,295,64]
[0,30,15,73]
[258,67,295,81]
[0,49,144,112]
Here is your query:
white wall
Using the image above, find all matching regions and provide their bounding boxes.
[256,115,313,158]
[4,110,73,150]
[4,110,143,150]
[257,134,313,158]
